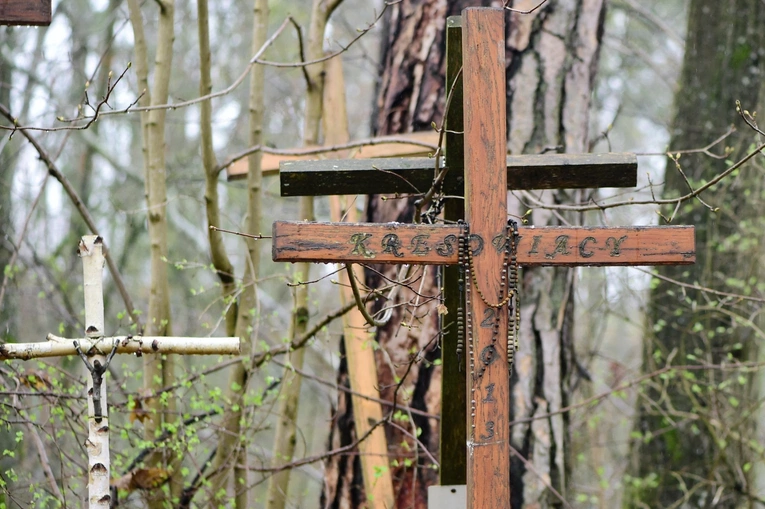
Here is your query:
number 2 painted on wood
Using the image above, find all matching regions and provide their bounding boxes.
[480,308,496,328]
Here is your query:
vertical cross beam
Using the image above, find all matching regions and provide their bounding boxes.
[462,8,510,507]
[80,236,111,507]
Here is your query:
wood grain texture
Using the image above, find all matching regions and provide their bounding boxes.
[462,9,510,508]
[276,152,637,196]
[272,221,696,267]
[0,0,51,25]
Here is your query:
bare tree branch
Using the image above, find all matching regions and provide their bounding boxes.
[0,103,142,330]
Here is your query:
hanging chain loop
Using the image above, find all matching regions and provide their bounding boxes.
[456,219,521,385]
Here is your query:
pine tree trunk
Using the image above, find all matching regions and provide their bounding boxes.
[504,2,605,507]
[322,1,604,507]
[632,1,765,506]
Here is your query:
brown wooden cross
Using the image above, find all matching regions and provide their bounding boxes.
[0,0,51,25]
[271,8,694,508]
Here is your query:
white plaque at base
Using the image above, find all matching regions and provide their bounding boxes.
[428,484,466,509]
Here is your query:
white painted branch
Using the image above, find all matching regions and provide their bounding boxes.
[79,235,110,509]
[81,236,106,338]
[0,335,241,360]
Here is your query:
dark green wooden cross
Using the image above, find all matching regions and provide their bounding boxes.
[271,8,694,507]
[0,0,51,25]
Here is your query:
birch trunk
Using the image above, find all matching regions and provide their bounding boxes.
[127,0,178,504]
[265,2,341,507]
[0,336,239,359]
[79,236,110,509]
[206,0,268,505]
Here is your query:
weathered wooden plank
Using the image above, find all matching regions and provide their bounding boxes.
[226,131,439,180]
[0,0,51,25]
[462,10,510,507]
[272,223,695,266]
[440,14,467,488]
[277,152,637,196]
[272,221,696,266]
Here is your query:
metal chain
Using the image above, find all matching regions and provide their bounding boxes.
[456,219,521,385]
[506,220,521,378]
[458,221,476,435]
[456,221,466,370]
[465,226,514,310]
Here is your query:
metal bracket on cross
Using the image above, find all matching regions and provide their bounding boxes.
[0,236,239,509]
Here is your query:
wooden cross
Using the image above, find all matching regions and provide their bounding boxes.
[0,236,239,509]
[0,0,51,26]
[271,8,694,508]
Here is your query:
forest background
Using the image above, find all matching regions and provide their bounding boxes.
[1,0,764,507]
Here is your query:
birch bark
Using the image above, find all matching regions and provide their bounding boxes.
[80,236,110,509]
[206,0,268,505]
[265,2,342,507]
[127,0,178,503]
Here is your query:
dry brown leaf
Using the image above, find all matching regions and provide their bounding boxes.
[20,369,52,391]
[111,468,169,492]
[128,400,151,423]
[130,468,169,490]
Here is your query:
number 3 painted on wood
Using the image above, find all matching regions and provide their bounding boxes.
[480,420,495,441]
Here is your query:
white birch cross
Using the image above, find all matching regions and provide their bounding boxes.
[0,235,240,508]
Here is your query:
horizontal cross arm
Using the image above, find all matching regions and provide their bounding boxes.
[0,0,51,25]
[272,221,695,266]
[0,335,241,360]
[278,153,637,197]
